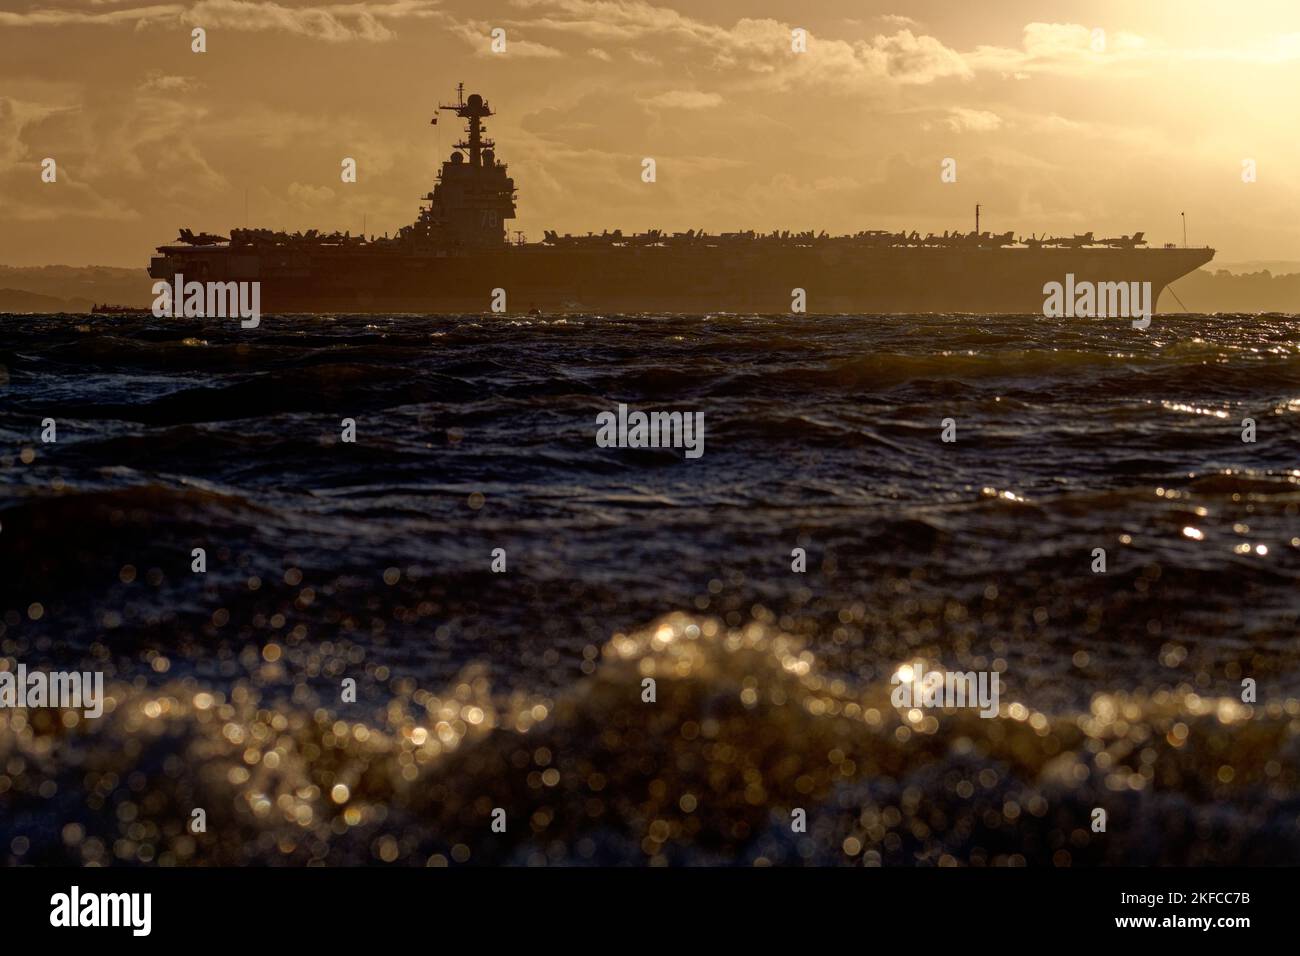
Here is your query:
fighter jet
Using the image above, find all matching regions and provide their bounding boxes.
[1100,232,1146,248]
[1047,232,1097,248]
[177,228,229,246]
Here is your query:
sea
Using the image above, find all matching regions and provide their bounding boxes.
[0,311,1297,865]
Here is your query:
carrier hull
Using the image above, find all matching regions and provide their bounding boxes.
[147,243,1214,314]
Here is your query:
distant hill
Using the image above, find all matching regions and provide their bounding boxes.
[1159,268,1300,314]
[1212,260,1300,275]
[0,288,95,313]
[0,264,153,313]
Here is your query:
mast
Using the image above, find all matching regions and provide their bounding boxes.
[438,83,494,168]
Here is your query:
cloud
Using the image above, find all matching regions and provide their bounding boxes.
[287,181,337,205]
[879,14,921,30]
[0,3,183,28]
[191,1,392,41]
[967,22,1125,76]
[498,6,1300,90]
[505,1,972,89]
[0,0,446,42]
[639,90,722,110]
[965,21,1300,78]
[1,178,142,223]
[0,98,50,168]
[137,72,198,93]
[448,20,564,56]
[856,28,973,85]
[0,100,142,223]
[945,107,1002,133]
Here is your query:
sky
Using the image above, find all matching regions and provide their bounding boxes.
[1,0,1299,267]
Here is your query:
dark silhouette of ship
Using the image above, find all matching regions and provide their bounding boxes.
[148,85,1215,314]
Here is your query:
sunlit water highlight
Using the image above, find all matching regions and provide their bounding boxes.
[0,312,1297,864]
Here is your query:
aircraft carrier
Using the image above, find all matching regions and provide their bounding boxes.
[147,86,1215,314]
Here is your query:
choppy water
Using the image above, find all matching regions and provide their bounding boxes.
[1,312,1297,866]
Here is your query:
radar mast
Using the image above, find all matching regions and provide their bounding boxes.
[438,82,495,169]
